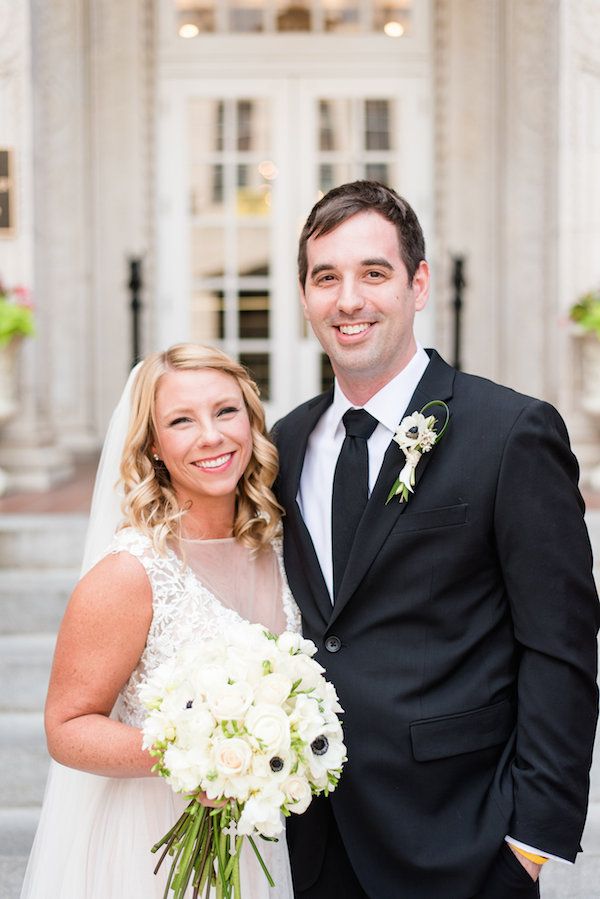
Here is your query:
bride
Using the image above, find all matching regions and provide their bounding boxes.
[20,344,299,898]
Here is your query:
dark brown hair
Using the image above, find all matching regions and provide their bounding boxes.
[298,181,426,288]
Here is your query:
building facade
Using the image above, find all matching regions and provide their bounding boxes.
[1,0,599,491]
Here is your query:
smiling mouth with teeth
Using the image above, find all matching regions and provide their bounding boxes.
[192,453,233,470]
[338,323,371,335]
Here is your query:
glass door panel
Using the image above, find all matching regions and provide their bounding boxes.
[187,95,274,395]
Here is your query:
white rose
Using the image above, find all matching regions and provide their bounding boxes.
[255,673,293,706]
[245,703,291,755]
[283,775,313,814]
[213,737,253,778]
[207,682,253,721]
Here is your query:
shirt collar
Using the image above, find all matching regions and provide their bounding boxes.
[331,344,430,436]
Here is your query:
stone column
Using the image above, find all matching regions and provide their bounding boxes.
[0,0,72,491]
[0,0,155,491]
[87,0,155,432]
[433,0,600,476]
[556,0,600,482]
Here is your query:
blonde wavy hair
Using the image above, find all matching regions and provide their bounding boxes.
[119,344,282,553]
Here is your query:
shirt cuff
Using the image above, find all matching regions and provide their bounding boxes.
[505,835,573,865]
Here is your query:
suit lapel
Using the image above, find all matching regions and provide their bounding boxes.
[279,390,334,624]
[329,351,456,626]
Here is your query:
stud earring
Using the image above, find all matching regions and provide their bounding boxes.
[153,453,160,462]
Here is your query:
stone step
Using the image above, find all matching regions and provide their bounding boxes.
[0,808,38,899]
[0,635,55,713]
[0,714,49,808]
[0,514,87,569]
[0,569,76,635]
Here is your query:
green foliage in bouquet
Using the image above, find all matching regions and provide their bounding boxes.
[0,282,35,347]
[570,289,600,340]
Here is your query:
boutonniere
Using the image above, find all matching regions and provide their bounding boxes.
[386,400,450,504]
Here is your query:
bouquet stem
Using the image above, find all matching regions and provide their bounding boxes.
[152,799,272,899]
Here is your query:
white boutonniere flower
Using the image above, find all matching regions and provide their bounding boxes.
[386,400,450,504]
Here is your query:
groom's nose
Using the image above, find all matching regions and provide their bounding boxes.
[336,278,366,315]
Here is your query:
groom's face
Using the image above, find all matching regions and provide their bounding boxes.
[300,211,429,395]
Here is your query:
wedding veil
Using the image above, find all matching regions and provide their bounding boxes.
[19,364,142,899]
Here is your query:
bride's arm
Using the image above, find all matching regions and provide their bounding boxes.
[44,551,155,778]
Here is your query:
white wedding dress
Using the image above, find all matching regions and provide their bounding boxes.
[20,527,300,899]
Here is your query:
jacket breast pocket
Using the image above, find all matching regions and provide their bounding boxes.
[410,699,515,763]
[390,503,468,536]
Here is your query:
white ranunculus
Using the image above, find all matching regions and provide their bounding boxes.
[207,681,254,721]
[245,703,291,755]
[254,672,293,706]
[283,775,313,814]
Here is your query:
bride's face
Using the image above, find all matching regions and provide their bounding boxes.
[152,368,253,511]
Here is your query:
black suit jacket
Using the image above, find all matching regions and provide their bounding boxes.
[274,351,599,899]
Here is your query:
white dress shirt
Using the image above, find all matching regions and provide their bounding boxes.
[297,345,429,599]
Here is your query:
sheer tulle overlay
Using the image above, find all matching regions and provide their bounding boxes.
[20,529,299,898]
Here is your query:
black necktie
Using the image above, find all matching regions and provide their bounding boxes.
[332,409,378,601]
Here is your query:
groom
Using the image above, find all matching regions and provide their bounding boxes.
[274,181,599,898]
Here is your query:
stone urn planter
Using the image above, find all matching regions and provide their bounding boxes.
[579,333,600,417]
[0,339,20,495]
[0,338,19,420]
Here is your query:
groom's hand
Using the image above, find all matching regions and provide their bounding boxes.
[508,845,542,882]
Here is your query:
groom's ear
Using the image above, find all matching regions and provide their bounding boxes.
[299,280,310,320]
[412,260,430,312]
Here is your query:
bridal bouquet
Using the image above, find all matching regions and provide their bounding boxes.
[139,622,346,899]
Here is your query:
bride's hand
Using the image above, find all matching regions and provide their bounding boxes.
[195,791,226,809]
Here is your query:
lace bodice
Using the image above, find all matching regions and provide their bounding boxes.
[105,527,301,727]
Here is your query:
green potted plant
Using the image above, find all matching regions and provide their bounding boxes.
[0,281,35,347]
[570,289,600,339]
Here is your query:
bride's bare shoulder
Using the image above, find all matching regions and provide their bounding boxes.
[70,550,152,619]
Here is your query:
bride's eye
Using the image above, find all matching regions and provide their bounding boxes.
[217,406,238,418]
[169,416,191,426]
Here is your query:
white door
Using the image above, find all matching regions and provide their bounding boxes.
[156,2,433,423]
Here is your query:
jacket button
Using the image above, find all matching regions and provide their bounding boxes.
[325,635,342,653]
